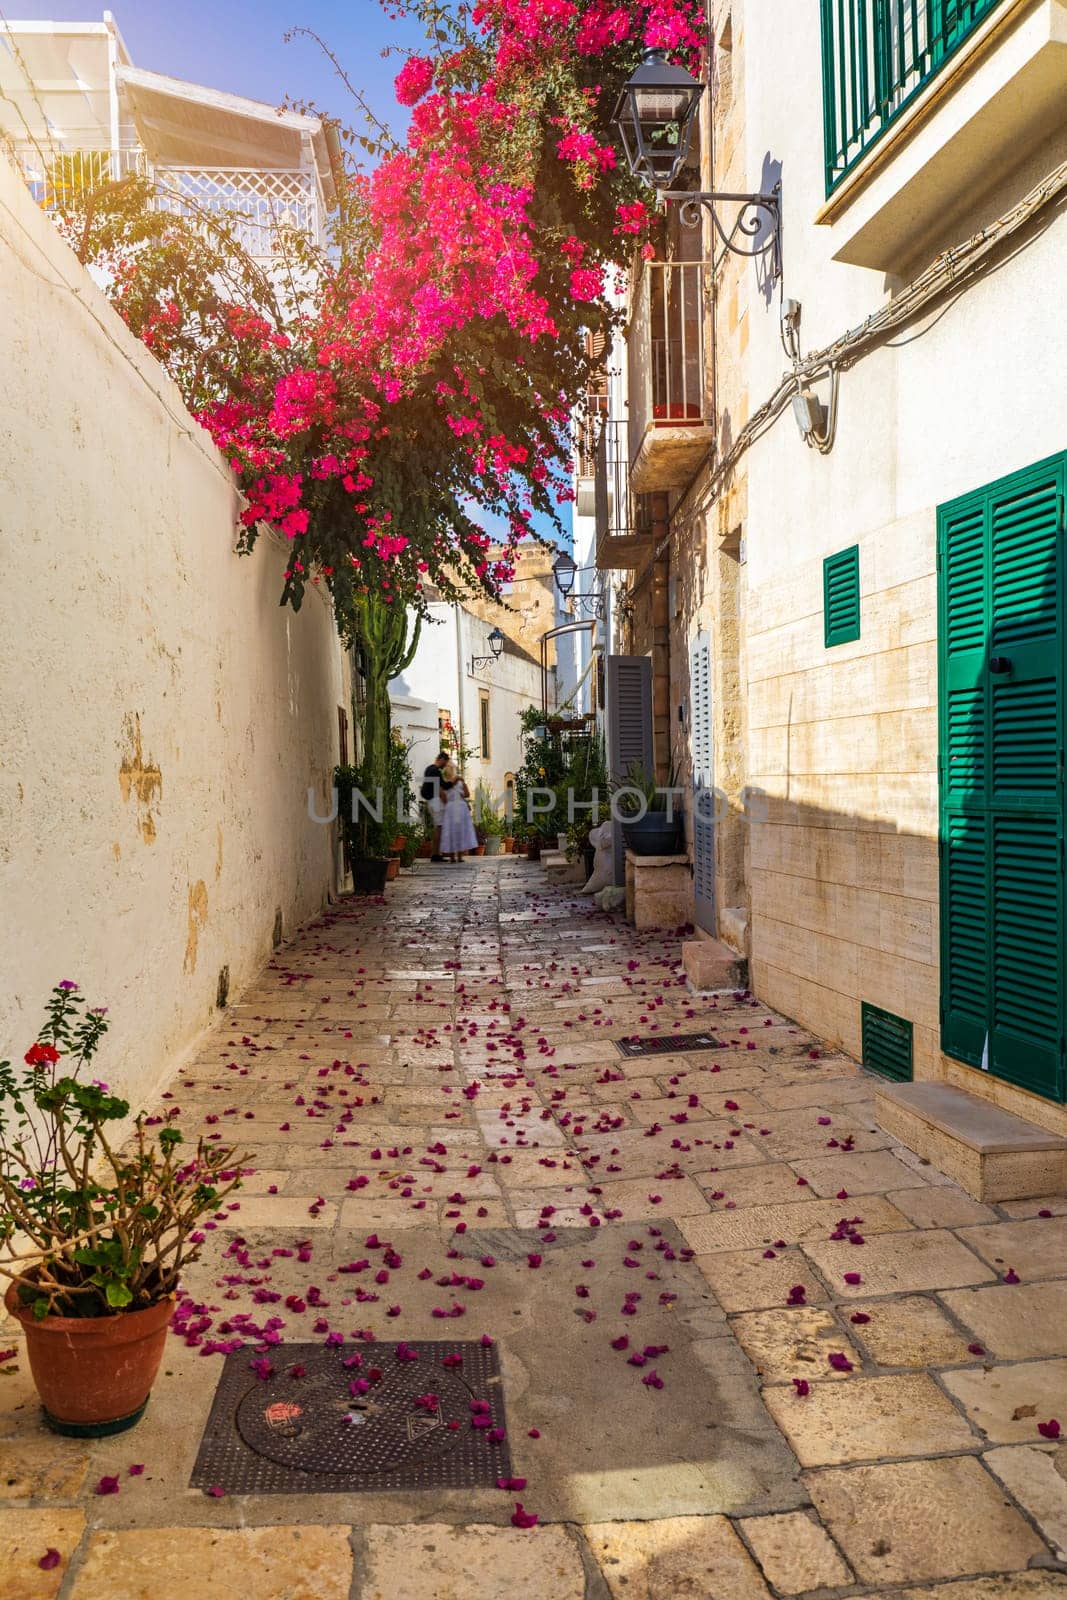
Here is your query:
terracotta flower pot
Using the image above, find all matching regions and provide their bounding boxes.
[386,855,400,881]
[5,1281,174,1437]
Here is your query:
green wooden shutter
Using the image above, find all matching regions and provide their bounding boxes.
[824,546,861,647]
[938,452,1066,1103]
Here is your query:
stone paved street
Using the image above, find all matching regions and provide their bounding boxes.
[4,858,1067,1598]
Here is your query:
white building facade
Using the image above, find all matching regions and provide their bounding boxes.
[0,10,334,261]
[594,0,1067,1141]
[389,601,545,813]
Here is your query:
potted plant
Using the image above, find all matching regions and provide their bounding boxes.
[336,762,392,893]
[615,761,682,856]
[473,782,505,856]
[397,822,421,870]
[1,983,247,1436]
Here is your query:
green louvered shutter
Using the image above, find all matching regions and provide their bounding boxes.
[824,546,861,647]
[938,452,1066,1103]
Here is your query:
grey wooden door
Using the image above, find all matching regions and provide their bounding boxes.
[690,632,716,933]
[606,654,654,886]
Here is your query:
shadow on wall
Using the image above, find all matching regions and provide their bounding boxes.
[755,152,783,308]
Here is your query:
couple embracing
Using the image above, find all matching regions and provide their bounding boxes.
[420,750,478,862]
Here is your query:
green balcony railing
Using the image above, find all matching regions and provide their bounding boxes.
[821,0,1006,194]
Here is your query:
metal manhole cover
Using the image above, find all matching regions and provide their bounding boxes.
[615,1032,724,1058]
[191,1341,510,1494]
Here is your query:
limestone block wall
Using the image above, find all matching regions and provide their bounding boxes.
[746,509,940,1068]
[0,155,351,1111]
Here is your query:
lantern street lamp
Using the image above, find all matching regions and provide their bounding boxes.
[552,550,577,598]
[471,625,506,673]
[612,49,782,280]
[612,49,704,192]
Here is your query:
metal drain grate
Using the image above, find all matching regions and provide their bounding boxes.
[615,1031,724,1058]
[190,1340,510,1494]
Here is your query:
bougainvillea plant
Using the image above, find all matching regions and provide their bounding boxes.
[60,0,703,628]
[0,984,248,1318]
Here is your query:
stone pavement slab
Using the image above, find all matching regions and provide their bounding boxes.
[807,1454,1047,1584]
[941,1359,1067,1443]
[802,1226,996,1295]
[764,1372,977,1465]
[0,1510,84,1600]
[739,1509,853,1592]
[585,1514,772,1600]
[845,1293,976,1366]
[942,1282,1067,1359]
[68,1526,353,1600]
[360,1523,585,1600]
[984,1445,1067,1561]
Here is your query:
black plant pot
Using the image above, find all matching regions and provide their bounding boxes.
[352,857,389,894]
[622,811,683,857]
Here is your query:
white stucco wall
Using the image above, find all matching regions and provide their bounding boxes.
[0,154,350,1109]
[390,601,543,806]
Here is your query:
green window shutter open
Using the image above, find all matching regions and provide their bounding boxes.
[938,452,1066,1104]
[824,546,860,647]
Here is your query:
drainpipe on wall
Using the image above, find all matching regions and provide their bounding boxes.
[454,602,467,760]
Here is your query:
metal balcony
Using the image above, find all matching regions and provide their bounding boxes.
[17,147,325,260]
[594,421,653,571]
[820,0,1005,194]
[626,259,714,494]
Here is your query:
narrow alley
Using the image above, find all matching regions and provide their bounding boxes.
[4,859,1066,1599]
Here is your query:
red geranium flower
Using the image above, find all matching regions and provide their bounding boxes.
[25,1041,60,1068]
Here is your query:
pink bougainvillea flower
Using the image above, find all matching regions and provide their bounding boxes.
[511,1502,539,1529]
[792,1379,810,1397]
[128,1463,145,1475]
[1003,1269,1021,1284]
[496,1476,527,1491]
[787,1284,806,1305]
[38,1550,62,1571]
[967,1343,985,1356]
[95,1475,120,1495]
[827,1352,853,1372]
[206,1485,226,1498]
[843,1272,862,1285]
[1038,1419,1062,1439]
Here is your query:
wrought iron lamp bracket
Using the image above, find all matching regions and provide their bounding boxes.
[568,591,606,621]
[470,655,497,672]
[660,185,781,281]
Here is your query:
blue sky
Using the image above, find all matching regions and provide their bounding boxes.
[5,1,423,131]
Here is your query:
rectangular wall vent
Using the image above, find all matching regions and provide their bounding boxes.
[861,1002,913,1082]
[824,545,861,647]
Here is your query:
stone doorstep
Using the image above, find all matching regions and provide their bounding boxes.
[876,1081,1067,1203]
[683,937,748,995]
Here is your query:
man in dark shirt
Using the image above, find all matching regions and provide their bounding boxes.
[420,750,454,861]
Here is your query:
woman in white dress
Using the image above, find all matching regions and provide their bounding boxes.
[439,764,479,861]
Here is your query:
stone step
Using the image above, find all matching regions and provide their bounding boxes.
[875,1080,1067,1202]
[682,937,748,994]
[540,852,585,884]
